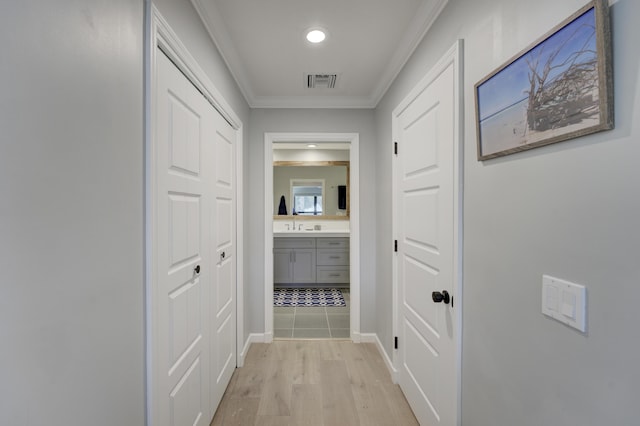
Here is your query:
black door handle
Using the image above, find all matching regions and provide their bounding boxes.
[432,290,450,304]
[194,265,201,274]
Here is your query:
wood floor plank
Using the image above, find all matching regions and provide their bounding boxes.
[255,415,293,426]
[318,340,344,361]
[290,384,324,426]
[292,341,322,385]
[338,343,395,425]
[211,396,259,426]
[257,359,293,416]
[271,340,298,361]
[229,363,265,399]
[244,342,271,363]
[320,359,361,426]
[232,343,282,401]
[211,340,417,426]
[360,343,393,383]
[356,383,412,426]
[379,384,419,425]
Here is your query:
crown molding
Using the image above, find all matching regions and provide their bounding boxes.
[370,0,450,106]
[192,0,449,109]
[249,95,377,109]
[191,0,257,103]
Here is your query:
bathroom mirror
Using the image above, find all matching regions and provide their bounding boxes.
[273,161,349,219]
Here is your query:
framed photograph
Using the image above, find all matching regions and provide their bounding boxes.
[475,0,613,161]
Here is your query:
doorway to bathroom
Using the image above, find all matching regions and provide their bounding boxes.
[264,133,361,341]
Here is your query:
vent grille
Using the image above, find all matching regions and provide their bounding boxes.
[306,74,337,89]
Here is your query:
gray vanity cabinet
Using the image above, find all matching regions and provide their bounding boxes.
[274,237,350,286]
[273,238,316,284]
[316,238,350,284]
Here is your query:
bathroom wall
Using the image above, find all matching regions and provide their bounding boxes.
[273,148,350,162]
[247,108,376,333]
[375,0,640,424]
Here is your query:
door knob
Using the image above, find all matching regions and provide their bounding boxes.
[432,290,450,304]
[194,265,201,274]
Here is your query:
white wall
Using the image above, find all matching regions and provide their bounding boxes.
[0,2,144,425]
[152,0,251,344]
[375,0,640,424]
[247,108,376,333]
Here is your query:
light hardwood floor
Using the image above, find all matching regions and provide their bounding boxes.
[211,340,418,426]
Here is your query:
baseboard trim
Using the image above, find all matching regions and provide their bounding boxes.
[360,333,399,383]
[238,333,266,367]
[359,332,377,343]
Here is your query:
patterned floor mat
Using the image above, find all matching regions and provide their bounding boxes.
[274,288,346,307]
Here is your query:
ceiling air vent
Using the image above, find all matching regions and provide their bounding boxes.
[306,73,337,89]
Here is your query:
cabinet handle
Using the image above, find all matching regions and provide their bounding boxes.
[329,273,340,277]
[329,256,340,259]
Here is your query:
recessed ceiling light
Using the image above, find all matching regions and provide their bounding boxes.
[307,144,317,148]
[306,29,326,43]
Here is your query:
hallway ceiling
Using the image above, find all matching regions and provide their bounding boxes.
[192,0,449,108]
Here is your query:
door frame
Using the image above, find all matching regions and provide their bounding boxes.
[264,133,361,342]
[391,40,464,422]
[145,5,245,424]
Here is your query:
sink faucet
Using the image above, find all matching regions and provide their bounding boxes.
[298,223,303,231]
[285,223,290,231]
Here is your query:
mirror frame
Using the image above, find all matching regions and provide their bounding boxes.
[273,160,350,220]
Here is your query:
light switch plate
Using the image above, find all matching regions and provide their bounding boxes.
[542,275,586,332]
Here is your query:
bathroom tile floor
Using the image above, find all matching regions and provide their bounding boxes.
[274,289,350,339]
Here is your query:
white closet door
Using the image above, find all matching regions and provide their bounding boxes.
[153,49,216,426]
[208,105,237,413]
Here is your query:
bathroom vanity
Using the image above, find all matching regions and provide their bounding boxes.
[273,237,317,284]
[273,235,350,287]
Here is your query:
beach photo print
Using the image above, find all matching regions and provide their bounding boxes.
[474,0,613,161]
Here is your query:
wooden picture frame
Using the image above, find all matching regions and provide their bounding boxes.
[474,0,613,161]
[272,160,350,219]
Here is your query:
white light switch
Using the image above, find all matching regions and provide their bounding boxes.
[542,275,586,332]
[561,291,576,319]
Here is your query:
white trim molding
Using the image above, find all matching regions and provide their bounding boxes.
[264,133,360,342]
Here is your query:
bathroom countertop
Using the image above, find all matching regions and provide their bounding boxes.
[273,231,350,238]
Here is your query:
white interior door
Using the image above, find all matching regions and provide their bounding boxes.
[393,43,461,426]
[154,49,212,426]
[209,107,237,412]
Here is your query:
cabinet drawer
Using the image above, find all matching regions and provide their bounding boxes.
[317,249,349,266]
[316,266,350,283]
[273,238,316,249]
[316,238,349,249]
